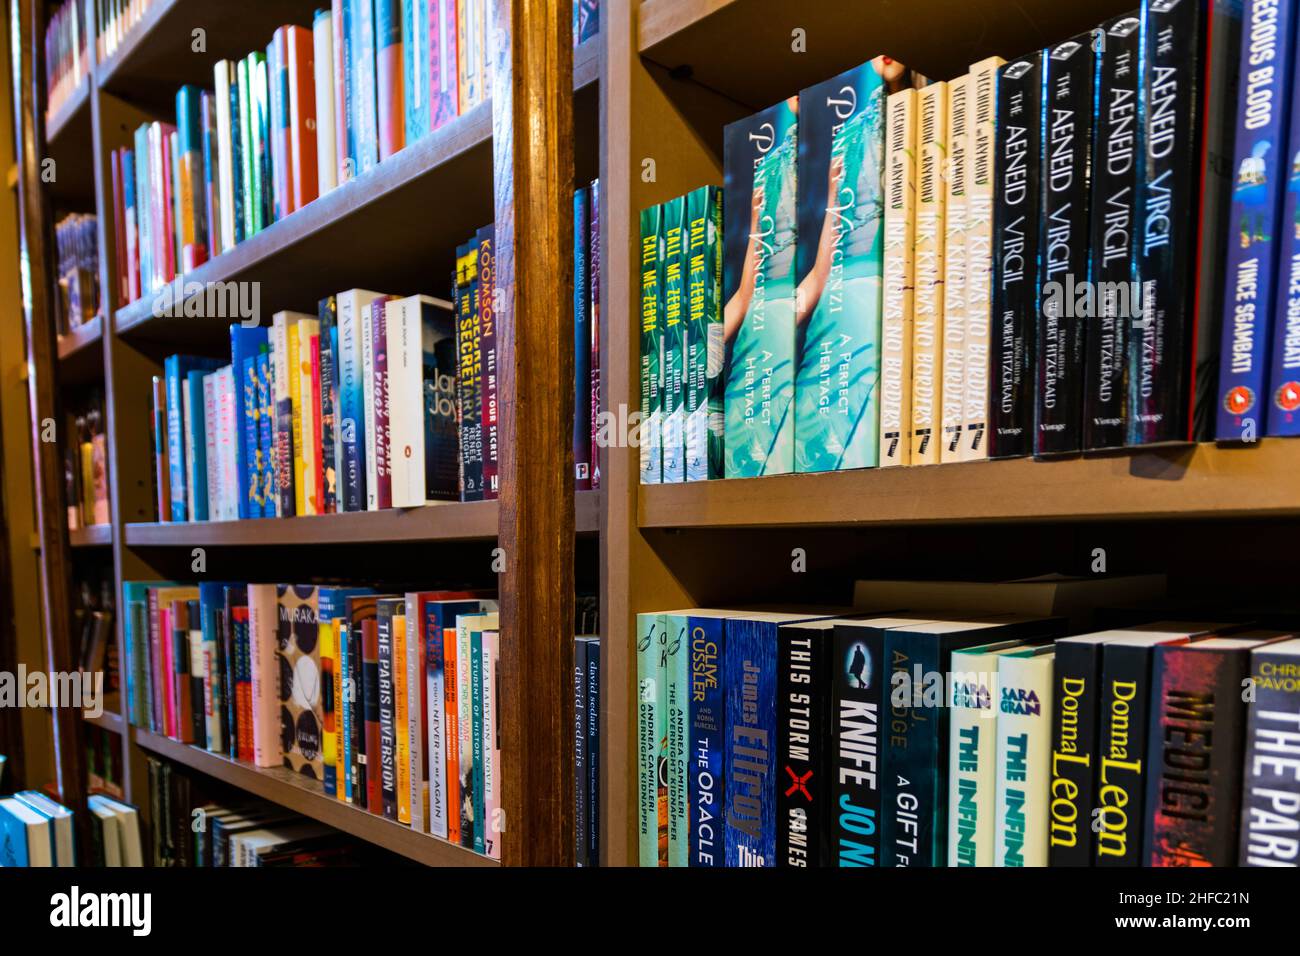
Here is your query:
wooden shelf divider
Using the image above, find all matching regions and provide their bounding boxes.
[68,523,112,547]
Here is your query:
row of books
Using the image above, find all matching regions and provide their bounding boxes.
[637,595,1300,867]
[55,212,100,332]
[85,724,124,801]
[122,582,505,858]
[0,790,141,867]
[640,0,1300,485]
[147,758,381,866]
[94,0,154,66]
[44,0,92,119]
[108,1,497,304]
[74,570,116,695]
[64,389,109,530]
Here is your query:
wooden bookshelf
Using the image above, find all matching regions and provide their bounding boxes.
[133,728,497,867]
[84,709,125,735]
[13,0,588,866]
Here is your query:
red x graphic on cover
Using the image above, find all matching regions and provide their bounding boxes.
[784,766,813,800]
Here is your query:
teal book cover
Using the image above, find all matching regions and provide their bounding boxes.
[685,186,725,481]
[664,612,689,866]
[471,626,486,854]
[636,612,667,866]
[639,205,664,484]
[661,197,687,482]
[795,59,893,472]
[723,98,799,477]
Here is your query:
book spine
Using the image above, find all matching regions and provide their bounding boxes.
[990,57,1042,458]
[724,618,777,866]
[1095,642,1157,866]
[313,9,337,195]
[911,81,949,464]
[248,586,280,767]
[687,615,724,866]
[318,297,338,512]
[586,638,601,864]
[948,650,1001,866]
[240,356,260,519]
[478,227,499,499]
[661,196,687,483]
[376,603,398,820]
[257,350,275,515]
[338,620,351,800]
[1035,36,1094,456]
[321,610,337,797]
[470,628,485,852]
[430,0,458,130]
[362,618,382,812]
[940,74,970,463]
[1145,645,1250,866]
[684,185,723,481]
[456,620,474,846]
[1239,646,1300,865]
[1049,640,1104,866]
[334,0,353,182]
[370,302,391,510]
[394,609,411,825]
[591,178,603,489]
[287,25,318,211]
[165,357,187,522]
[882,631,939,865]
[375,0,404,160]
[402,0,428,142]
[349,619,367,809]
[267,32,290,221]
[352,0,380,173]
[455,243,483,500]
[636,612,666,865]
[443,623,461,844]
[124,148,140,303]
[882,89,918,467]
[963,57,1004,460]
[1087,18,1142,449]
[483,629,501,859]
[664,613,688,866]
[1130,0,1205,444]
[777,625,830,867]
[638,204,663,484]
[426,604,448,837]
[288,322,306,515]
[573,187,593,490]
[174,86,207,271]
[574,637,589,866]
[995,654,1055,866]
[362,298,378,509]
[338,292,368,511]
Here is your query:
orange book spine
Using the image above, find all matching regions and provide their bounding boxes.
[443,624,461,845]
[287,24,319,209]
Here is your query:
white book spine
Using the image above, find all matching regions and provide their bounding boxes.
[214,61,235,253]
[881,88,918,468]
[995,652,1055,867]
[962,57,1004,461]
[248,584,282,767]
[203,374,221,521]
[405,597,427,833]
[483,629,500,860]
[948,649,1004,866]
[337,291,382,512]
[387,296,423,508]
[218,366,239,520]
[940,74,970,464]
[297,318,320,514]
[362,300,378,510]
[314,14,337,194]
[427,617,448,839]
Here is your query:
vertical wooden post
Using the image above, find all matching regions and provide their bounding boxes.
[491,0,576,866]
[9,0,88,851]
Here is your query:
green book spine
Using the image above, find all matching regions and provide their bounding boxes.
[661,197,687,483]
[248,53,269,235]
[639,205,663,484]
[636,612,667,865]
[471,627,486,855]
[237,58,254,238]
[665,612,689,866]
[685,185,724,480]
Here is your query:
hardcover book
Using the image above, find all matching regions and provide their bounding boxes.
[1086,16,1141,450]
[723,97,799,477]
[1145,632,1286,866]
[1239,637,1300,865]
[940,74,970,463]
[881,87,917,468]
[962,56,1005,460]
[910,81,949,464]
[1035,34,1094,457]
[994,645,1056,866]
[684,185,724,481]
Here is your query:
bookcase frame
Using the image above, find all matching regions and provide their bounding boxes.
[13,0,591,867]
[17,0,1300,871]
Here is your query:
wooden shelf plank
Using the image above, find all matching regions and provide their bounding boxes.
[69,523,113,547]
[640,440,1300,529]
[574,35,601,90]
[45,77,91,144]
[57,315,104,384]
[57,315,103,359]
[132,728,496,867]
[639,0,1134,109]
[122,491,600,546]
[84,710,125,734]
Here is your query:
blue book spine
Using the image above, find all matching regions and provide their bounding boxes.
[1269,16,1300,436]
[229,325,269,519]
[198,582,228,751]
[687,614,725,867]
[122,582,149,725]
[1218,0,1297,440]
[256,349,275,514]
[339,296,368,511]
[122,148,137,293]
[185,370,209,520]
[723,617,777,866]
[402,0,431,142]
[340,621,353,803]
[165,355,187,521]
[471,627,486,854]
[241,355,262,519]
[352,0,380,173]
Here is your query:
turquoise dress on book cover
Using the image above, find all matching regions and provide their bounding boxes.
[723,100,799,477]
[794,64,886,473]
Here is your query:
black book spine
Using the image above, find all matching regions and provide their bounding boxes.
[349,622,367,811]
[1085,15,1141,450]
[1130,0,1205,445]
[989,55,1042,459]
[777,624,832,867]
[1035,34,1095,456]
[832,623,886,866]
[574,637,589,867]
[1239,646,1300,865]
[586,639,601,865]
[1095,641,1157,866]
[376,601,397,821]
[1048,639,1105,865]
[188,600,205,747]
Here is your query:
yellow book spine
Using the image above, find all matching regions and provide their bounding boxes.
[334,620,346,801]
[882,88,919,468]
[963,56,1005,461]
[941,74,970,464]
[296,318,319,515]
[321,620,336,790]
[911,81,949,465]
[394,612,411,825]
[288,322,305,516]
